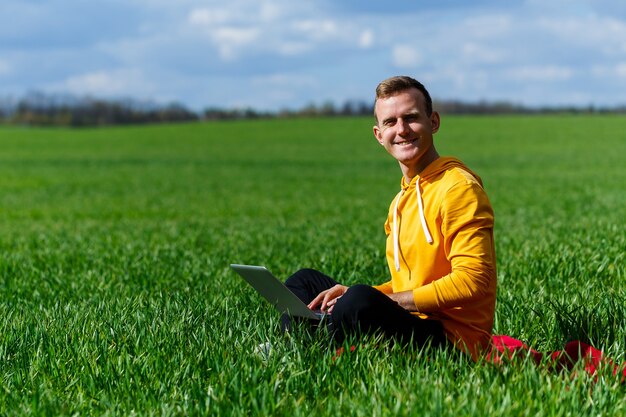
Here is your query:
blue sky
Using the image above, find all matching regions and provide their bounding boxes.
[2,0,626,111]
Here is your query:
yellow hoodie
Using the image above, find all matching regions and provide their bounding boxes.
[373,157,497,360]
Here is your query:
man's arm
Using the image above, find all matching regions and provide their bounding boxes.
[387,290,419,311]
[411,180,496,312]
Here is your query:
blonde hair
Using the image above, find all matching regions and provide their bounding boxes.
[375,76,433,116]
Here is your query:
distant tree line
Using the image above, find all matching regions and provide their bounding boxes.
[1,92,625,127]
[202,99,373,121]
[432,99,626,115]
[0,92,199,127]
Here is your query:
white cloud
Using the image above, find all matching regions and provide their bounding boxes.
[0,59,10,75]
[617,63,626,77]
[505,65,574,81]
[210,73,320,110]
[188,8,231,26]
[211,27,260,60]
[187,0,289,26]
[186,5,348,60]
[292,19,338,40]
[59,68,153,97]
[359,30,373,49]
[462,42,503,64]
[276,41,311,56]
[212,27,259,45]
[594,62,626,78]
[258,2,282,22]
[392,45,421,69]
[536,15,626,52]
[187,6,263,60]
[462,14,512,38]
[422,67,490,92]
[251,73,317,87]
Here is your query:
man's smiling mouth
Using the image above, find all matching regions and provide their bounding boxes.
[395,138,417,145]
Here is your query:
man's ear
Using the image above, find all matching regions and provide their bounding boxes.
[430,111,441,133]
[373,124,384,145]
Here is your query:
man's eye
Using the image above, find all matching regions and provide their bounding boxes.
[383,120,395,127]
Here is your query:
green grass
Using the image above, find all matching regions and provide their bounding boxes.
[0,115,624,416]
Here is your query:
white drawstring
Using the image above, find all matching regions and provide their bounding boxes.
[392,178,433,272]
[416,180,433,244]
[392,189,404,271]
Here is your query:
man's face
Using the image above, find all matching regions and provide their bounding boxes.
[373,88,440,172]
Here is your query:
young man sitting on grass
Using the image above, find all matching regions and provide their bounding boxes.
[283,76,497,361]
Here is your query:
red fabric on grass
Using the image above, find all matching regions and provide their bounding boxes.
[488,335,626,382]
[331,335,626,383]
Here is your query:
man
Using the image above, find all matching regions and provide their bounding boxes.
[284,76,497,360]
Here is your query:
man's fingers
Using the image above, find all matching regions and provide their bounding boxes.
[323,294,343,311]
[308,288,331,309]
[321,293,332,311]
[308,285,347,311]
[327,295,343,313]
[308,292,324,309]
[322,291,337,311]
[327,296,340,306]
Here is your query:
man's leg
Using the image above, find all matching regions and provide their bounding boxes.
[284,268,339,304]
[330,284,448,348]
[281,268,338,333]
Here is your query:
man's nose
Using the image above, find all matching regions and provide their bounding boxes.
[396,118,408,135]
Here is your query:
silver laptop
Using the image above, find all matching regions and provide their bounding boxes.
[230,264,327,320]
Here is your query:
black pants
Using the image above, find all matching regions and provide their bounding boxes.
[283,268,449,348]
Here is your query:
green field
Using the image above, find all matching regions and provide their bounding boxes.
[0,116,624,415]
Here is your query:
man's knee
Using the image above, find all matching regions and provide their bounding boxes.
[334,284,383,316]
[285,268,317,287]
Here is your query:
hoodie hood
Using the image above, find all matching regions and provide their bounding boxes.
[401,157,483,190]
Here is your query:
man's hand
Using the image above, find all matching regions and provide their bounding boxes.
[387,290,419,312]
[308,284,349,313]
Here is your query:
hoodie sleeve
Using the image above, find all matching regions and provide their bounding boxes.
[373,281,393,294]
[412,179,496,312]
